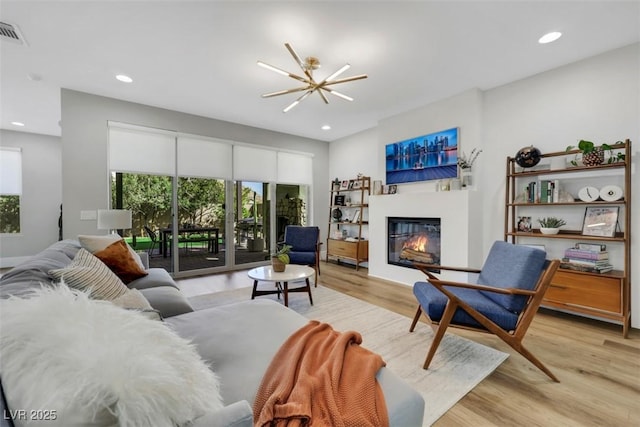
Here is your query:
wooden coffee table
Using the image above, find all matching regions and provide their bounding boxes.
[248,265,315,307]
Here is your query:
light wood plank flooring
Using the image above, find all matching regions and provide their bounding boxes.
[177,262,640,426]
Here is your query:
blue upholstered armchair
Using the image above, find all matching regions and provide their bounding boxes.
[282,226,322,286]
[409,241,560,381]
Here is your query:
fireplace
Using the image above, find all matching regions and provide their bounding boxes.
[387,217,441,269]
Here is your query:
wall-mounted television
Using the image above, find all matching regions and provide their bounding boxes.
[385,127,458,185]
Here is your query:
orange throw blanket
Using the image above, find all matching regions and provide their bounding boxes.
[253,320,389,427]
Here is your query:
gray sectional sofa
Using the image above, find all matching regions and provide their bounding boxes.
[0,239,425,426]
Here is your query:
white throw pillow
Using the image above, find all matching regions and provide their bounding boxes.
[0,285,223,427]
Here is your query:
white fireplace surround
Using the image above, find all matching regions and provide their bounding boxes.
[369,190,483,286]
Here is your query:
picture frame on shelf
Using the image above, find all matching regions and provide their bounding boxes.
[388,184,398,194]
[334,195,345,206]
[517,216,532,232]
[352,180,362,190]
[339,180,350,190]
[582,206,619,237]
[351,209,361,224]
[348,180,355,189]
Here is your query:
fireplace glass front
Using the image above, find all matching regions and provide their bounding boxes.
[387,217,441,269]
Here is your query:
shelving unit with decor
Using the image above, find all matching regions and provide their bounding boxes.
[326,176,370,270]
[504,139,632,337]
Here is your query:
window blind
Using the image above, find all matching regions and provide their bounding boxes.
[0,147,22,195]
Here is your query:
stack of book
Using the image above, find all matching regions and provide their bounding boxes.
[560,243,613,273]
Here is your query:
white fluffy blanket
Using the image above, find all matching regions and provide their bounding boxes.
[0,284,223,427]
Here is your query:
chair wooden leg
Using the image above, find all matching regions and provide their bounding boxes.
[409,306,423,332]
[423,300,457,370]
[510,341,560,382]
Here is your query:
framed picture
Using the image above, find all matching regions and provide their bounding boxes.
[382,185,389,194]
[333,195,345,206]
[351,209,361,223]
[339,180,349,190]
[388,184,398,194]
[517,216,532,232]
[582,206,619,237]
[385,127,459,185]
[352,180,362,190]
[348,180,355,189]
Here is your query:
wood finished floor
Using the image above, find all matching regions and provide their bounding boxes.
[177,262,640,426]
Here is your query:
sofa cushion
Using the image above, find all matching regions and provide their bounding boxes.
[78,234,146,272]
[94,240,148,284]
[0,285,223,427]
[0,240,81,298]
[140,286,193,317]
[49,248,129,300]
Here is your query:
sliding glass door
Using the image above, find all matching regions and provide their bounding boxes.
[108,122,314,277]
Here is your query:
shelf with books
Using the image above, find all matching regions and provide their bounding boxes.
[504,139,632,337]
[327,176,370,270]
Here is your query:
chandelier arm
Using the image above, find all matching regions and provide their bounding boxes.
[316,87,330,104]
[322,74,368,86]
[262,86,314,98]
[320,87,354,102]
[285,43,316,82]
[257,61,311,84]
[283,89,314,113]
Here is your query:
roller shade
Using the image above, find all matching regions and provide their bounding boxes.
[277,151,313,185]
[233,145,277,182]
[177,136,233,179]
[0,147,22,195]
[108,124,175,175]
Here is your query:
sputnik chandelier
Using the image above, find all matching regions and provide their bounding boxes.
[257,43,367,113]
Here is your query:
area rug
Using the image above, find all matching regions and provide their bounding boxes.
[189,285,509,426]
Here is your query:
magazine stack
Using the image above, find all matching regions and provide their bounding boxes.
[560,243,613,273]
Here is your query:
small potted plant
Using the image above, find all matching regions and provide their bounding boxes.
[537,217,567,235]
[271,244,291,272]
[566,140,625,167]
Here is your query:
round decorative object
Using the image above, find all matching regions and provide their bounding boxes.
[582,148,605,167]
[515,146,542,168]
[578,186,600,202]
[332,208,343,221]
[599,185,623,201]
[540,227,560,235]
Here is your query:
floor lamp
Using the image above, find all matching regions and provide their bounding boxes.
[97,209,132,236]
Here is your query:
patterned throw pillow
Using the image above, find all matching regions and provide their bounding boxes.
[94,240,148,284]
[49,248,129,300]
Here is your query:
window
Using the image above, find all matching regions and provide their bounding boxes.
[0,147,22,233]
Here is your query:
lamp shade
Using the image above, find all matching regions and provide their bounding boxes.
[97,209,132,230]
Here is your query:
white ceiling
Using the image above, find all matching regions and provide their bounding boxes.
[1,1,639,142]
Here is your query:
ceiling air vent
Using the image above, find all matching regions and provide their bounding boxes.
[0,21,27,45]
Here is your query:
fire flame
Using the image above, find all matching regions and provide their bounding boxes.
[402,234,429,252]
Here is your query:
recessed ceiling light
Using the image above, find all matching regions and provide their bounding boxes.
[321,125,331,131]
[115,74,133,83]
[11,121,25,127]
[538,32,562,44]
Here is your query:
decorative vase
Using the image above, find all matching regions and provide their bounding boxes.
[540,227,560,235]
[461,168,472,187]
[271,257,286,272]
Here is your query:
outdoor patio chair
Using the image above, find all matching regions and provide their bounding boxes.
[409,240,561,382]
[143,226,160,257]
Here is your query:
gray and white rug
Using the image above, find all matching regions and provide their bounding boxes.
[189,285,508,426]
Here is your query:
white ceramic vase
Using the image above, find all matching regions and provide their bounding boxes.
[540,227,560,235]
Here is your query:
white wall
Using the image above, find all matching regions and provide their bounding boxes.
[330,43,640,328]
[0,130,62,266]
[60,90,330,246]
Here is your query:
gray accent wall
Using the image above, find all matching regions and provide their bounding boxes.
[60,89,330,246]
[0,130,62,266]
